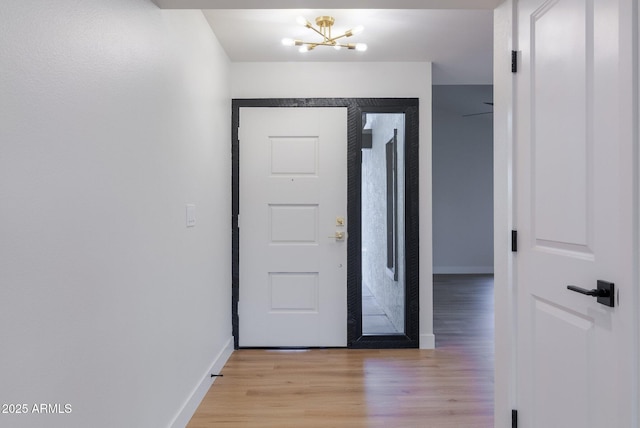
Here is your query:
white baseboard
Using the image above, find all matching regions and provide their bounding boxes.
[170,336,234,428]
[433,266,494,274]
[419,333,435,349]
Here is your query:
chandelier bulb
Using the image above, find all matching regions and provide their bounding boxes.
[299,45,309,53]
[351,25,364,35]
[355,43,368,52]
[282,38,295,47]
[334,45,342,51]
[296,16,310,27]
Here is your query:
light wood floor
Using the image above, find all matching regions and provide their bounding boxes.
[188,274,494,427]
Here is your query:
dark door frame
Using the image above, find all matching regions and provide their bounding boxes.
[232,98,419,349]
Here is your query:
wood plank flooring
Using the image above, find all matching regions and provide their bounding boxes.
[188,274,494,427]
[434,274,494,350]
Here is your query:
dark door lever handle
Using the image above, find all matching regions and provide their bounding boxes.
[566,280,615,307]
[567,285,609,297]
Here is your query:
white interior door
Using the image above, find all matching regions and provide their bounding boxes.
[238,107,348,347]
[515,0,636,426]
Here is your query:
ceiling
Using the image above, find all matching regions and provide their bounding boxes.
[195,7,494,85]
[152,0,497,85]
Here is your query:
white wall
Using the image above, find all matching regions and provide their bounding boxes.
[432,85,494,274]
[231,62,434,348]
[0,1,232,427]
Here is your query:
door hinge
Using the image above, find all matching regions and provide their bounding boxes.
[512,409,518,428]
[511,50,518,73]
[511,230,518,252]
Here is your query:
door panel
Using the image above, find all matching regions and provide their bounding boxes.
[531,298,592,428]
[531,0,591,251]
[516,0,636,426]
[239,107,348,347]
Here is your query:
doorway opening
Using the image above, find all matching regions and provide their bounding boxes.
[431,85,494,351]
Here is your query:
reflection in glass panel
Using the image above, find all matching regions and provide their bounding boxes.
[361,113,405,335]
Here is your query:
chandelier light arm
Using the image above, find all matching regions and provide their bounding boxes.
[335,43,357,50]
[308,25,329,41]
[301,41,347,48]
[296,40,366,51]
[328,33,350,44]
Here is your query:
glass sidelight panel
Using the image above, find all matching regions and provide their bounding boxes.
[361,113,405,335]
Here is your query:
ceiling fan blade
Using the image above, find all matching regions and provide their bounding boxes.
[462,111,493,117]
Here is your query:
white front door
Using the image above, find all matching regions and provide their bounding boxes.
[238,107,348,347]
[515,0,636,426]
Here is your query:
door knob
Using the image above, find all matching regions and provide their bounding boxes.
[329,231,345,240]
[567,280,615,307]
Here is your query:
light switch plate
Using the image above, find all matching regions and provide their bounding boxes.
[186,204,196,227]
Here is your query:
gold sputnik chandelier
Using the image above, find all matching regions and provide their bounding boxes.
[282,16,367,53]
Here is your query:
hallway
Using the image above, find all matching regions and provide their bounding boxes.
[188,275,494,427]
